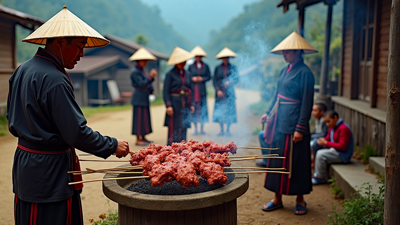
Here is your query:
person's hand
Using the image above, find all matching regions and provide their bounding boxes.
[317,138,327,146]
[224,81,230,87]
[166,106,174,116]
[293,131,303,143]
[217,90,224,98]
[114,139,129,158]
[260,113,268,124]
[190,106,195,114]
[149,69,157,78]
[192,77,199,82]
[198,76,203,82]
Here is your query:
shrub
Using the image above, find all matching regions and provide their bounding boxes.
[90,210,118,225]
[353,145,378,164]
[328,177,344,199]
[327,179,384,225]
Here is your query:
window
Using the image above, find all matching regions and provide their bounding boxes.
[358,0,376,102]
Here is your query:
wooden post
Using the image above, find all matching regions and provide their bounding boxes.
[319,3,333,95]
[298,6,305,37]
[385,0,400,224]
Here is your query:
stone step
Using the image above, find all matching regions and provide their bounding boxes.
[369,157,385,178]
[330,159,381,199]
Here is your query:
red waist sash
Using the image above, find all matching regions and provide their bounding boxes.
[18,143,83,190]
[263,94,300,144]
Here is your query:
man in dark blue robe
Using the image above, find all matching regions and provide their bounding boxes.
[188,56,211,135]
[7,6,129,225]
[130,63,156,145]
[212,57,239,136]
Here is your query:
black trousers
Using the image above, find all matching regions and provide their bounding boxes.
[14,191,83,225]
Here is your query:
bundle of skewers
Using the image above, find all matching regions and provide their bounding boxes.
[69,140,288,188]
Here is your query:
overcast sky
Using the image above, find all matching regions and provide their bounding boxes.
[142,0,261,46]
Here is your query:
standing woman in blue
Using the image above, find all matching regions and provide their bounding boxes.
[188,46,211,135]
[129,47,158,146]
[212,47,239,136]
[164,46,195,145]
[259,31,317,215]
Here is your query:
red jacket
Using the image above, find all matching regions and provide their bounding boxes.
[324,120,352,151]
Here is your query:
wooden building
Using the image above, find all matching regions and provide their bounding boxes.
[84,34,169,97]
[0,5,43,114]
[277,0,391,155]
[66,56,130,106]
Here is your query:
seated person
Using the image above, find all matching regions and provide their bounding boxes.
[312,110,354,185]
[310,103,328,166]
[311,103,328,141]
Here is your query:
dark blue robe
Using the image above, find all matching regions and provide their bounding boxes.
[130,66,154,135]
[262,59,314,195]
[7,48,117,224]
[188,61,211,123]
[212,63,239,124]
[163,67,193,145]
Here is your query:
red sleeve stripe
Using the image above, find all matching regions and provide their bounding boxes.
[296,124,307,129]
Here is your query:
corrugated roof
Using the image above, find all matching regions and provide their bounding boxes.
[67,55,129,76]
[0,4,44,28]
[104,34,169,60]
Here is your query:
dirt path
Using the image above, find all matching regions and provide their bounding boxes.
[0,89,342,224]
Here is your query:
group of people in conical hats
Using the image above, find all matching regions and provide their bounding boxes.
[7,5,321,224]
[129,44,239,146]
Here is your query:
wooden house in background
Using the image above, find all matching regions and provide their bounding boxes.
[66,56,130,106]
[0,4,43,114]
[277,0,391,155]
[84,34,169,98]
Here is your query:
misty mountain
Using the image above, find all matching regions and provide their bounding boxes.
[3,0,191,62]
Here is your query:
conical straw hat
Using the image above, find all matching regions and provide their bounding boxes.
[215,47,237,59]
[270,31,317,54]
[167,46,195,65]
[129,47,157,61]
[191,46,207,57]
[22,5,110,48]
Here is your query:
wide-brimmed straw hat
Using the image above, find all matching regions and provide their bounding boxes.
[270,31,317,54]
[167,46,195,65]
[191,46,207,57]
[129,47,157,61]
[215,47,237,59]
[22,5,110,48]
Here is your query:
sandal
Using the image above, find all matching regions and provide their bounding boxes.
[294,202,307,215]
[312,177,327,185]
[261,201,283,212]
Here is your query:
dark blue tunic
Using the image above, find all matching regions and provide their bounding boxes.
[188,61,211,123]
[212,63,239,124]
[262,59,314,195]
[130,66,154,135]
[7,48,117,203]
[163,67,193,145]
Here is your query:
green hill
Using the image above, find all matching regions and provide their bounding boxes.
[2,0,191,62]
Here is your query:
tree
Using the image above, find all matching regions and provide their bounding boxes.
[134,34,148,46]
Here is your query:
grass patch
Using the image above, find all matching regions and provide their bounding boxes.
[248,100,271,116]
[0,113,8,136]
[80,105,132,118]
[206,86,215,98]
[252,127,262,136]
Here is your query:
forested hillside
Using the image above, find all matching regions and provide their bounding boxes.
[204,0,343,78]
[2,0,191,62]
